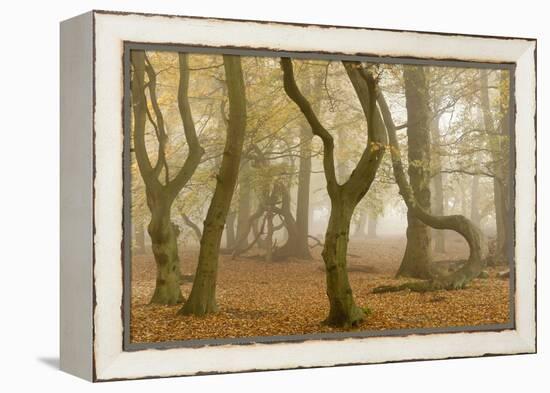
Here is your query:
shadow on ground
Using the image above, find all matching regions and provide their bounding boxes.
[37,357,59,370]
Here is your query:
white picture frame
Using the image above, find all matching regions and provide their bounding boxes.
[60,10,536,381]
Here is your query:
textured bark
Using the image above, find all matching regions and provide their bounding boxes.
[375,90,488,293]
[131,51,204,304]
[396,66,433,279]
[282,58,386,327]
[148,206,184,304]
[323,196,364,326]
[180,55,247,316]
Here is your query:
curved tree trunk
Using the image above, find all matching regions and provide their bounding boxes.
[375,90,488,293]
[231,205,266,258]
[131,51,204,304]
[396,66,433,279]
[282,58,386,327]
[182,213,202,241]
[180,55,247,316]
[273,183,302,260]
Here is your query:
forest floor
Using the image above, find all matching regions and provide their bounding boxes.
[130,235,511,344]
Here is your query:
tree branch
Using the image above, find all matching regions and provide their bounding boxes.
[280,57,338,197]
[166,53,205,199]
[130,51,159,189]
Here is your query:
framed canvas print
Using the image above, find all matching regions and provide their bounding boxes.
[60,10,537,381]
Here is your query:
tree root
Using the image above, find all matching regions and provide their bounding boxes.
[372,84,489,294]
[372,281,435,294]
[372,269,479,294]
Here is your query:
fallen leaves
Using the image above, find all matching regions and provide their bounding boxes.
[130,236,510,344]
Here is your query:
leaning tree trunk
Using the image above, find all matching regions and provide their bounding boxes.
[396,66,433,279]
[374,90,488,293]
[180,55,247,316]
[282,58,386,327]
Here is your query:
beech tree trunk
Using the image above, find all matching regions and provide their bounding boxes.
[182,213,202,241]
[323,196,364,326]
[376,89,488,293]
[396,66,433,279]
[273,183,301,260]
[232,205,266,258]
[131,51,204,304]
[282,58,386,326]
[180,55,247,316]
[148,204,184,304]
